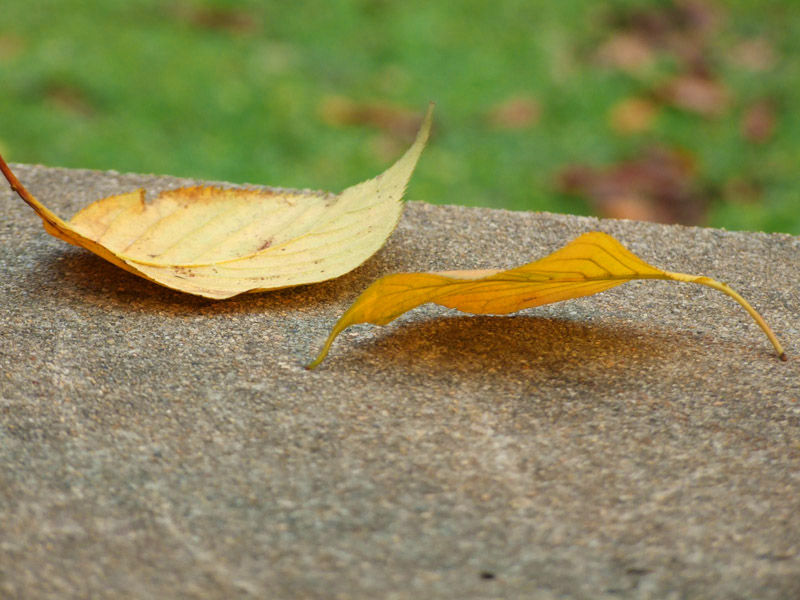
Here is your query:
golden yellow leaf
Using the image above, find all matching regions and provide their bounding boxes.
[0,104,434,299]
[308,231,785,368]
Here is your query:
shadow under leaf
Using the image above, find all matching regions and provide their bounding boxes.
[25,245,395,316]
[314,313,699,380]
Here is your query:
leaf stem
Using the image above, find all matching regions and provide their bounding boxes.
[666,271,786,361]
[1,152,37,207]
[0,152,66,232]
[306,321,349,370]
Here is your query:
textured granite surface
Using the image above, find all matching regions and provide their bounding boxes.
[1,163,799,599]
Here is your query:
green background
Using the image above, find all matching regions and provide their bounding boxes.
[1,0,798,233]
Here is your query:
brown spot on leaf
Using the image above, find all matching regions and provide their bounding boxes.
[173,266,196,278]
[257,239,273,251]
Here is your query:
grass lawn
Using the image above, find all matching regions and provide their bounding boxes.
[1,0,798,233]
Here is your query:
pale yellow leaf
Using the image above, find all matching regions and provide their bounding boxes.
[0,103,434,299]
[308,231,785,368]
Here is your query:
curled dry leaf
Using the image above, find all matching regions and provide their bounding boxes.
[0,104,434,299]
[308,231,785,368]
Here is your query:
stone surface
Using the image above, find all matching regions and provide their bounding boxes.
[1,163,799,599]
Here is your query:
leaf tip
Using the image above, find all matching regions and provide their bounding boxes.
[305,356,323,370]
[0,151,23,197]
[306,336,336,370]
[780,352,788,362]
[409,102,434,154]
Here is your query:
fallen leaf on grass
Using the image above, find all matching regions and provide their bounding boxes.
[485,96,540,130]
[0,104,434,299]
[729,38,776,72]
[659,74,729,117]
[723,177,762,205]
[170,4,260,35]
[319,96,425,141]
[608,96,660,135]
[558,147,708,225]
[43,81,96,118]
[308,231,785,368]
[741,99,777,144]
[594,33,655,74]
[602,0,721,72]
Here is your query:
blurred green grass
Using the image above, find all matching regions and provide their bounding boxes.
[1,0,798,233]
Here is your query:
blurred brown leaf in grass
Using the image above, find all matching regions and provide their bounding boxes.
[741,99,777,144]
[723,177,763,206]
[608,96,661,134]
[319,96,425,142]
[659,74,729,117]
[595,33,654,74]
[169,3,260,35]
[485,96,540,130]
[729,38,777,72]
[596,1,731,119]
[602,0,722,72]
[558,146,709,225]
[43,82,96,118]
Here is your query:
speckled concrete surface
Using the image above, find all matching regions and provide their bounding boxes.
[1,163,799,599]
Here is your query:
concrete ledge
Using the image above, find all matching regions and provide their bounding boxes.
[1,163,799,599]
